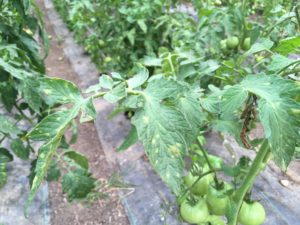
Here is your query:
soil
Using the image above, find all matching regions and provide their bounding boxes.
[36,1,129,224]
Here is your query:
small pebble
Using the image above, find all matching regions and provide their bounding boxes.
[279,179,289,187]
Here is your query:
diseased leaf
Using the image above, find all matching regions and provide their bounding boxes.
[39,77,83,106]
[25,106,81,215]
[218,75,300,168]
[258,98,299,168]
[176,91,204,134]
[132,77,200,195]
[80,97,96,123]
[27,110,73,141]
[25,135,62,215]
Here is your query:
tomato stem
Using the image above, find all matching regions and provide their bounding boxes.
[178,169,221,204]
[196,140,220,187]
[228,140,270,225]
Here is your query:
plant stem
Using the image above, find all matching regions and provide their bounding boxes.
[92,92,105,99]
[228,140,270,225]
[178,169,221,204]
[295,5,300,30]
[281,66,300,77]
[196,140,220,187]
[14,103,34,124]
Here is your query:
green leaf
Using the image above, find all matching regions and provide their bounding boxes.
[27,110,74,141]
[221,86,248,116]
[64,150,89,170]
[212,118,242,144]
[0,114,21,135]
[267,54,296,73]
[62,169,95,201]
[273,37,300,56]
[80,97,96,123]
[258,98,299,168]
[19,79,42,113]
[219,75,300,168]
[104,82,127,103]
[127,66,149,89]
[10,139,29,160]
[137,19,147,33]
[0,83,18,112]
[132,78,198,195]
[0,148,13,163]
[176,90,204,134]
[0,58,33,80]
[25,106,81,215]
[0,163,7,189]
[39,77,82,106]
[99,75,114,90]
[25,135,62,215]
[117,125,138,152]
[246,38,273,55]
[142,56,162,67]
[46,160,61,182]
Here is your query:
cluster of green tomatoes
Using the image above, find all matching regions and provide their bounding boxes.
[179,152,266,225]
[220,36,251,53]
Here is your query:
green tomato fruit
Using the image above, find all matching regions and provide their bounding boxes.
[104,56,112,63]
[184,166,214,196]
[202,215,225,225]
[98,39,106,47]
[242,37,251,51]
[226,36,239,49]
[180,198,209,224]
[238,201,266,225]
[206,184,231,215]
[220,40,227,49]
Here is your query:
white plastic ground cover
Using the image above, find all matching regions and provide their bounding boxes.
[0,141,50,225]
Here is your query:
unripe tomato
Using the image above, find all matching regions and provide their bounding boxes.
[98,39,106,47]
[220,40,227,50]
[104,56,112,63]
[206,184,231,215]
[180,198,209,224]
[238,201,266,225]
[200,215,225,225]
[242,37,251,51]
[184,165,214,196]
[226,36,239,49]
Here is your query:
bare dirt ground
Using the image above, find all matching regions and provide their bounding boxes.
[36,1,129,224]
